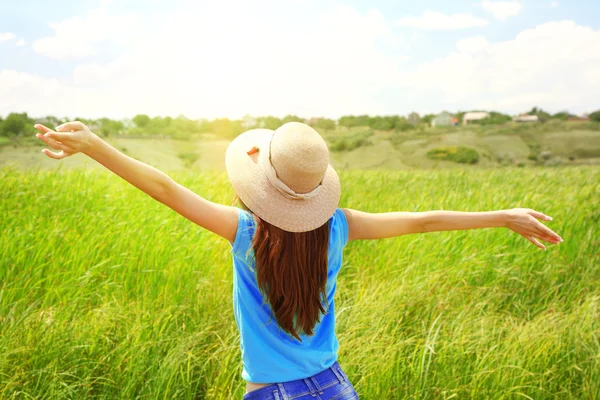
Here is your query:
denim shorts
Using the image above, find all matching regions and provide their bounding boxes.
[242,361,359,400]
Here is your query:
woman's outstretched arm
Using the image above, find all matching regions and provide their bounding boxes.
[342,208,563,250]
[34,122,238,242]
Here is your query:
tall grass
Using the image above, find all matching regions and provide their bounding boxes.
[1,165,599,399]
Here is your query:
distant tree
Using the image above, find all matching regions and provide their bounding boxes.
[281,115,304,124]
[368,116,400,130]
[455,111,466,125]
[256,116,282,130]
[421,114,435,125]
[133,114,151,128]
[338,115,370,128]
[395,117,414,131]
[478,111,512,125]
[552,111,571,121]
[357,115,371,127]
[211,118,244,138]
[338,115,357,128]
[168,115,199,139]
[590,110,600,122]
[528,106,551,122]
[1,112,33,137]
[310,118,336,130]
[98,118,124,137]
[136,116,174,136]
[197,118,212,133]
[150,116,166,132]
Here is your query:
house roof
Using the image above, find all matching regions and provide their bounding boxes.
[463,111,489,120]
[514,115,539,121]
[568,116,590,121]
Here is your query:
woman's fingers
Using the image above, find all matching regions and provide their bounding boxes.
[34,123,53,133]
[36,132,69,151]
[35,124,70,149]
[533,222,563,242]
[42,148,70,160]
[528,209,552,221]
[525,235,546,250]
[46,131,72,141]
[56,121,84,132]
[534,232,560,244]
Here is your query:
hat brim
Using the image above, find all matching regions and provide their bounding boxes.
[225,129,341,232]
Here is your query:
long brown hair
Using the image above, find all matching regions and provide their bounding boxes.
[236,196,330,341]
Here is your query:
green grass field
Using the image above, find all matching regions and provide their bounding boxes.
[1,165,599,399]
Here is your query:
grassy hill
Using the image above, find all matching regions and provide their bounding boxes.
[1,121,599,171]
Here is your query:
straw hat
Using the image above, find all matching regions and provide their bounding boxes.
[225,122,341,233]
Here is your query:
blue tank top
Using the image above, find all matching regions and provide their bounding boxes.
[229,208,349,383]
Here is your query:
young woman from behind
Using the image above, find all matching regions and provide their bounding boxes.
[34,121,562,399]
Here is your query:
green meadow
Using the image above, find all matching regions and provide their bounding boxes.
[2,121,600,172]
[1,164,598,399]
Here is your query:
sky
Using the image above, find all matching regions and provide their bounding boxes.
[0,0,599,120]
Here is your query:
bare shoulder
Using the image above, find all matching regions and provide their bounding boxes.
[340,208,361,241]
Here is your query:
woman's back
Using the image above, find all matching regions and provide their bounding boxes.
[231,208,349,383]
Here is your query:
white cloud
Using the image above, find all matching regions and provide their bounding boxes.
[2,3,599,119]
[550,1,559,8]
[0,70,71,115]
[399,21,600,113]
[15,39,25,46]
[480,1,523,20]
[456,36,489,53]
[4,4,402,119]
[32,4,143,59]
[0,32,16,42]
[394,11,488,30]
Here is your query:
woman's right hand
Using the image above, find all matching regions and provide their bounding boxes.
[34,121,96,160]
[504,208,563,250]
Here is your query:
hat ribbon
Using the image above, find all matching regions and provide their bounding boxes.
[258,136,324,200]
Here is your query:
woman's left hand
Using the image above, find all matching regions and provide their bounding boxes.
[505,208,563,250]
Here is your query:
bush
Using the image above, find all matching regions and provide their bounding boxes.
[545,157,563,167]
[395,119,415,131]
[178,152,199,168]
[330,131,373,152]
[330,139,348,152]
[426,146,479,164]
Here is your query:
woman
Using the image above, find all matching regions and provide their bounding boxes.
[34,121,562,399]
